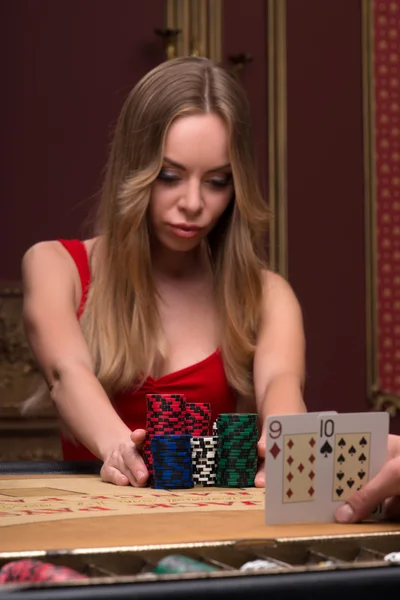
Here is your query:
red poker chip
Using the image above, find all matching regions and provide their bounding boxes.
[0,559,87,584]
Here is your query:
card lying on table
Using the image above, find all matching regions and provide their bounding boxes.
[265,411,389,525]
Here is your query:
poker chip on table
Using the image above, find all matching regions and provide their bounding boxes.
[141,395,258,490]
[0,559,87,583]
[143,394,187,477]
[216,414,258,488]
[152,554,219,574]
[151,434,193,489]
[185,402,211,436]
[384,552,400,563]
[142,394,212,481]
[239,559,281,571]
[191,436,218,486]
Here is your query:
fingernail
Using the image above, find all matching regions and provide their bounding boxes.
[137,470,145,482]
[335,503,355,523]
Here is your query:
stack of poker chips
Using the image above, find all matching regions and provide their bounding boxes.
[191,436,218,486]
[150,435,193,489]
[185,402,211,435]
[142,394,212,489]
[215,414,258,488]
[142,394,187,477]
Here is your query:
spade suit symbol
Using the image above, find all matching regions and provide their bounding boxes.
[336,487,344,497]
[320,441,333,457]
[349,445,356,456]
[337,454,345,464]
[346,478,355,488]
[359,437,368,447]
[338,438,346,448]
[359,453,367,463]
[358,470,366,480]
[336,470,344,481]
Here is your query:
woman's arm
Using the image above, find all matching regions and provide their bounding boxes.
[22,242,147,486]
[253,270,306,420]
[253,270,307,486]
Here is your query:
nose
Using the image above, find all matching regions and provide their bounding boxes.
[178,179,203,215]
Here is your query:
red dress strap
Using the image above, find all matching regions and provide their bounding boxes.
[58,239,91,318]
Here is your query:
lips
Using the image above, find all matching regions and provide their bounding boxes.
[171,223,201,231]
[167,223,203,239]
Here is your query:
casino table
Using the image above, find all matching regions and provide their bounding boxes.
[1,461,400,599]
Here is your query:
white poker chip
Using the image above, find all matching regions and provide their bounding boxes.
[240,559,280,572]
[317,560,336,567]
[384,552,400,563]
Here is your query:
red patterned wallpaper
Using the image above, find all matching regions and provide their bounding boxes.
[374,0,400,395]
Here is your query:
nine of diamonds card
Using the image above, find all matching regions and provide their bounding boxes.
[265,413,324,524]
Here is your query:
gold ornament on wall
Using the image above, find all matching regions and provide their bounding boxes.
[0,284,40,413]
[0,282,61,461]
[161,0,222,61]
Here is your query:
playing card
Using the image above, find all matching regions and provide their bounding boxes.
[315,412,389,521]
[265,412,336,525]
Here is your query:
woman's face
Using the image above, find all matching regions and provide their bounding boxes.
[148,113,234,252]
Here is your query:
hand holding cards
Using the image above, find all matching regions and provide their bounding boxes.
[265,412,389,524]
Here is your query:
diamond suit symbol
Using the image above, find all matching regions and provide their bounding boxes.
[269,443,281,459]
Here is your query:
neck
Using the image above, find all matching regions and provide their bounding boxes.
[151,241,209,280]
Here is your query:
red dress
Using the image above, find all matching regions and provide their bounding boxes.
[58,239,237,460]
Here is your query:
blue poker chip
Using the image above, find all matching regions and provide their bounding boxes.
[151,434,194,490]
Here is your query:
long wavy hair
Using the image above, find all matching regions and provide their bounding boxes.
[24,56,270,415]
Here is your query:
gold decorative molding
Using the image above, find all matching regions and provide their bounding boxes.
[0,282,52,419]
[363,0,379,409]
[165,0,222,61]
[363,0,400,415]
[267,0,288,276]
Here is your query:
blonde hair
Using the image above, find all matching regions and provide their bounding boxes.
[24,56,270,415]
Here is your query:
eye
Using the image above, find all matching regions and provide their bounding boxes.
[208,174,233,189]
[157,169,180,184]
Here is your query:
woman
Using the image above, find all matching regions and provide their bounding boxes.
[21,57,306,488]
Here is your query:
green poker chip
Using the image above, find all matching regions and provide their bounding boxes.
[152,555,219,574]
[215,413,259,488]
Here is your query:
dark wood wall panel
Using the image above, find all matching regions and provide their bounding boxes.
[0,0,165,281]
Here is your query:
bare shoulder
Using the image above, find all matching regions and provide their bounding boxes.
[22,238,96,285]
[22,239,95,310]
[23,240,71,271]
[261,269,298,299]
[259,269,303,321]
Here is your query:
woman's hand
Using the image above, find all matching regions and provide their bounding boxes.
[100,429,148,487]
[255,429,266,488]
[335,434,400,523]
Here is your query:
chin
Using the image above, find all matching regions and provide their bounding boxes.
[164,238,201,253]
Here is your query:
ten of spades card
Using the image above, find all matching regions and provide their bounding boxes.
[315,412,389,522]
[265,413,336,524]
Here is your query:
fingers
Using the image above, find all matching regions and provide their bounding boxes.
[101,456,147,487]
[335,458,400,523]
[255,430,266,487]
[130,429,147,448]
[100,465,130,486]
[257,429,266,459]
[101,432,149,487]
[121,445,148,486]
[255,460,265,488]
[383,496,400,520]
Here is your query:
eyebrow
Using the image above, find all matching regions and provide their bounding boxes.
[163,157,231,173]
